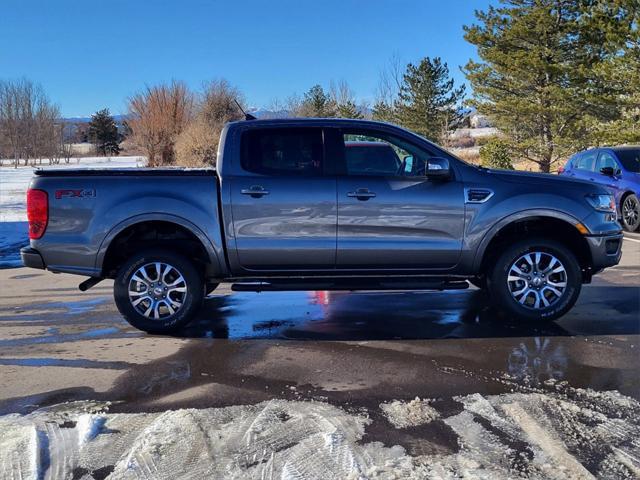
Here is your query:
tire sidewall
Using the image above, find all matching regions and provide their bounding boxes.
[114,249,204,333]
[488,238,581,322]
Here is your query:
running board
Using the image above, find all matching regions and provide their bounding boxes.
[231,279,469,292]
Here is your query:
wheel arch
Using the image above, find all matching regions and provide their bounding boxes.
[97,214,225,279]
[473,210,592,276]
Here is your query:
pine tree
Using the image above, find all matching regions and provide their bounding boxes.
[299,85,335,117]
[372,100,397,124]
[336,100,363,119]
[395,57,465,143]
[88,108,120,155]
[587,1,639,145]
[463,0,634,172]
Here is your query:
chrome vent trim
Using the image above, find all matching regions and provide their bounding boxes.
[465,188,494,204]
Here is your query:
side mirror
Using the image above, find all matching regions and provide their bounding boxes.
[600,166,615,177]
[426,157,451,179]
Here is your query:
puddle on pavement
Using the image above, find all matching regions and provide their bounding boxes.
[1,287,638,416]
[182,288,640,341]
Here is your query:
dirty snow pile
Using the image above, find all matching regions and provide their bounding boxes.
[1,386,639,479]
[380,397,440,428]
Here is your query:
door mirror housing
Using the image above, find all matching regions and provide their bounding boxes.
[600,166,615,177]
[426,157,451,179]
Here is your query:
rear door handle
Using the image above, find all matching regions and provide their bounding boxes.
[347,188,376,200]
[241,186,270,198]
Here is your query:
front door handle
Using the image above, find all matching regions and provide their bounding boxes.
[241,186,270,198]
[347,188,376,201]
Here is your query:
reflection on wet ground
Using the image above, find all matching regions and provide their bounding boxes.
[0,284,638,415]
[183,287,640,340]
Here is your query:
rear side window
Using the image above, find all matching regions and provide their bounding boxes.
[241,128,323,175]
[574,151,597,171]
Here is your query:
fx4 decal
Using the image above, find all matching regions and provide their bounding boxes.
[55,189,96,200]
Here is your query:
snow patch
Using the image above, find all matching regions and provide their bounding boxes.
[380,397,439,428]
[0,388,638,479]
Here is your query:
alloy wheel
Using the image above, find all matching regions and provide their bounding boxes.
[128,262,187,320]
[622,196,640,230]
[506,252,567,310]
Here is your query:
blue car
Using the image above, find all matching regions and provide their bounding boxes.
[560,146,640,231]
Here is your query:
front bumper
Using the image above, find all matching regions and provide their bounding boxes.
[585,232,623,270]
[20,247,45,270]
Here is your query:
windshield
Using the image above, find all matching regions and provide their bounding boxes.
[616,149,640,172]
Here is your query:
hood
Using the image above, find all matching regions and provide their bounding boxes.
[484,168,606,192]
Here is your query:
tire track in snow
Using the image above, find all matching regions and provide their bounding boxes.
[0,388,638,479]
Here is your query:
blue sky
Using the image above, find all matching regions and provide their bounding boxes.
[1,0,492,117]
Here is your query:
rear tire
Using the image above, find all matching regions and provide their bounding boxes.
[621,194,640,232]
[114,248,204,333]
[487,238,581,322]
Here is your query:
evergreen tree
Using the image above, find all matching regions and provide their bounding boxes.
[463,0,634,172]
[372,100,397,124]
[299,85,335,117]
[336,100,363,119]
[587,1,639,145]
[88,108,120,155]
[395,57,465,143]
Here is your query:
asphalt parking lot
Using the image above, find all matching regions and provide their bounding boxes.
[1,234,638,416]
[0,235,639,478]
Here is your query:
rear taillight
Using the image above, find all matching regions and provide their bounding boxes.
[558,166,565,174]
[27,189,48,239]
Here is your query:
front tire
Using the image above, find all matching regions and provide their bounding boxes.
[488,238,581,322]
[621,194,640,232]
[114,248,204,333]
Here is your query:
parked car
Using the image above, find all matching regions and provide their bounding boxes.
[559,146,640,231]
[21,118,623,332]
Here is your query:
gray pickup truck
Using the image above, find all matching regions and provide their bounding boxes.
[21,118,623,332]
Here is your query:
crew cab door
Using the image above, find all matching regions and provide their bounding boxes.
[227,126,336,271]
[332,128,464,269]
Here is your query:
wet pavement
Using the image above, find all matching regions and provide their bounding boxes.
[0,237,638,417]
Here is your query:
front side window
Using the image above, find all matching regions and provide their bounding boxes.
[341,131,434,177]
[241,128,323,175]
[596,151,619,173]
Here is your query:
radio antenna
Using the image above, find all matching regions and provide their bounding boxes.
[234,99,256,120]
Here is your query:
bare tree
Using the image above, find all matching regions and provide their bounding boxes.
[0,78,61,167]
[328,79,365,119]
[127,81,194,167]
[175,79,244,167]
[373,54,404,122]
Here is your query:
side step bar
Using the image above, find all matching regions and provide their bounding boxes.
[231,279,469,292]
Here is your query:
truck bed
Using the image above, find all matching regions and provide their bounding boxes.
[34,168,215,177]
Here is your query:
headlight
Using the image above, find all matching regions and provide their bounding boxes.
[586,194,616,213]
